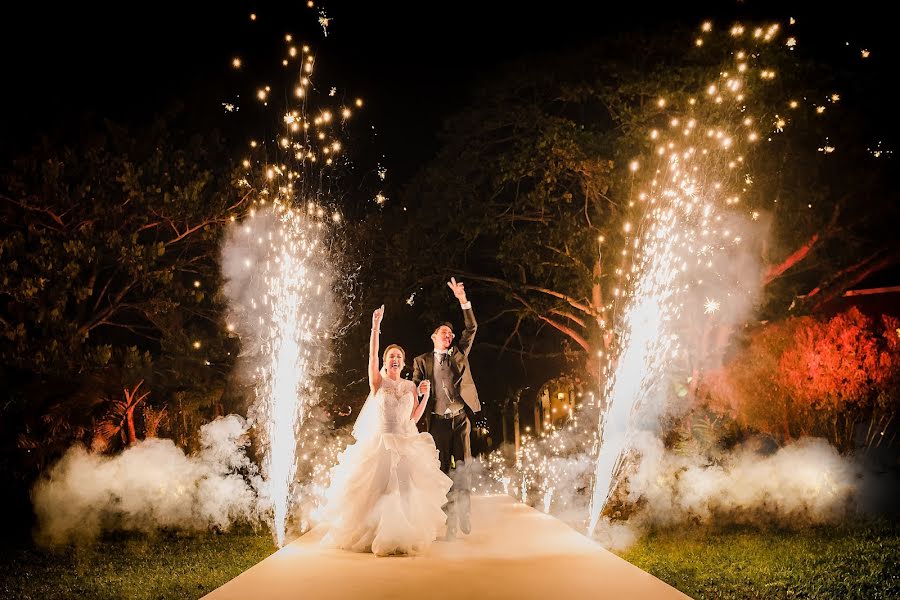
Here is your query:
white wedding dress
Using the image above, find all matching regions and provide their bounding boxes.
[319,375,452,555]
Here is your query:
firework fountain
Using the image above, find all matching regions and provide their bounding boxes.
[221,13,365,546]
[224,205,335,547]
[587,21,818,532]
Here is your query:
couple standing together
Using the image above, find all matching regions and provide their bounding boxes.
[319,278,484,556]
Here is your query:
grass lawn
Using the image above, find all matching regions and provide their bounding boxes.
[620,519,900,599]
[3,521,898,599]
[1,529,275,600]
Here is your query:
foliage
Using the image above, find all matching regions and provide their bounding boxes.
[704,308,900,451]
[1,117,242,377]
[0,115,244,473]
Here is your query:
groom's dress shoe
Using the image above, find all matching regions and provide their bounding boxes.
[459,514,471,535]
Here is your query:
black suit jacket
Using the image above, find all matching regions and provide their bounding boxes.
[412,305,481,432]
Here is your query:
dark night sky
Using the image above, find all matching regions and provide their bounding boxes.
[3,1,894,189]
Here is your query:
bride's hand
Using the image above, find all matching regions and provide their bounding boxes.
[372,305,385,329]
[417,380,430,398]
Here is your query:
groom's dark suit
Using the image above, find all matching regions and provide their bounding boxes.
[413,303,482,535]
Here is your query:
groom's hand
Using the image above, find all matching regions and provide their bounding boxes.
[447,277,468,305]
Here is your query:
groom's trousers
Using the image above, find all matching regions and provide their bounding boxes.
[430,411,472,527]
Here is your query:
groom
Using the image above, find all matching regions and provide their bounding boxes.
[413,277,484,539]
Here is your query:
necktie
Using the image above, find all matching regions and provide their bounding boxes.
[439,353,448,366]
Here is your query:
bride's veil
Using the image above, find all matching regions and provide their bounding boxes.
[351,367,387,443]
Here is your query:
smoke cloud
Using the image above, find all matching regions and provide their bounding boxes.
[32,415,266,545]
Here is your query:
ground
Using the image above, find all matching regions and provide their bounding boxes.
[623,519,900,600]
[4,499,898,599]
[1,529,273,600]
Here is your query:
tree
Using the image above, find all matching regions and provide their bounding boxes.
[93,380,151,450]
[705,307,899,451]
[393,23,898,387]
[1,115,244,460]
[395,45,627,378]
[1,117,244,375]
[779,308,898,451]
[703,318,811,445]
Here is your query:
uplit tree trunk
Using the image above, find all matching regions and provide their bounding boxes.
[125,406,138,445]
[762,233,821,286]
[513,400,521,457]
[92,379,151,451]
[122,380,150,446]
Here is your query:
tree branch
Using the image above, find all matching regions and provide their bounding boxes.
[502,290,591,352]
[538,315,590,351]
[98,321,162,341]
[159,191,250,247]
[457,271,599,317]
[479,343,568,358]
[138,221,162,232]
[540,243,591,275]
[763,202,841,285]
[501,314,526,355]
[79,282,135,337]
[802,246,900,311]
[164,221,212,246]
[550,308,586,328]
[525,285,597,317]
[1,195,68,231]
[479,308,522,326]
[762,232,820,285]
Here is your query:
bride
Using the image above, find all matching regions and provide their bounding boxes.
[319,305,452,556]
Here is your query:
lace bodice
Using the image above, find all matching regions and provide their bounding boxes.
[375,376,416,434]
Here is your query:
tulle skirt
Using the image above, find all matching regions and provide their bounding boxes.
[319,426,452,556]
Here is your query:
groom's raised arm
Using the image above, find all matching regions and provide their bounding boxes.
[446,277,477,358]
[458,303,477,357]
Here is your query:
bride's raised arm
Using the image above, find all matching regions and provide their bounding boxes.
[369,305,384,395]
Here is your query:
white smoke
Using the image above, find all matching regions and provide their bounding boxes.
[220,206,339,365]
[32,415,267,546]
[593,518,640,553]
[592,433,898,551]
[483,433,892,552]
[628,433,872,524]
